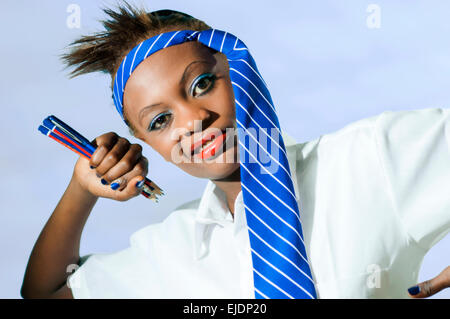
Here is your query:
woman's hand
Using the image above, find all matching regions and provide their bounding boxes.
[408,266,450,298]
[72,132,148,201]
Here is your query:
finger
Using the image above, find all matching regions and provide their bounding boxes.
[408,266,450,298]
[101,144,143,184]
[107,156,148,192]
[113,174,146,202]
[111,156,148,192]
[94,138,131,180]
[89,132,118,168]
[90,138,98,148]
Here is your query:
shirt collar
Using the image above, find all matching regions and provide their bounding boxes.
[193,180,235,260]
[196,180,232,226]
[193,130,300,260]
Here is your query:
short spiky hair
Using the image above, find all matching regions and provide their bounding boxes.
[60,1,211,134]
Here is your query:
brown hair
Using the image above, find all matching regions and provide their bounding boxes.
[60,1,211,135]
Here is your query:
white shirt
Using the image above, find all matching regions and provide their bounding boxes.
[69,107,450,298]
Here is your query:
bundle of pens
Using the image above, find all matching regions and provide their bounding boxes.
[38,115,164,202]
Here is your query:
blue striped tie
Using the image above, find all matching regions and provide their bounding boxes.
[113,29,317,299]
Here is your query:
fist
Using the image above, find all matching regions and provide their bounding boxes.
[72,132,148,201]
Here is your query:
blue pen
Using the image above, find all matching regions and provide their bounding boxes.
[42,118,92,156]
[38,125,92,159]
[47,115,96,154]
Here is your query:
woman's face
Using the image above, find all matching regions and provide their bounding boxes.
[122,41,240,180]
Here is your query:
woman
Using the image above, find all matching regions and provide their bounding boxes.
[21,2,450,298]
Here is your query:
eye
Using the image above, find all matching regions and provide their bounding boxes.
[190,73,216,97]
[148,112,171,131]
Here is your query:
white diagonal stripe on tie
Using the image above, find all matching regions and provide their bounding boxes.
[232,81,281,134]
[235,99,289,160]
[247,225,313,283]
[244,202,308,265]
[130,42,143,76]
[231,59,268,87]
[251,247,314,298]
[163,30,181,48]
[241,162,299,220]
[241,182,304,245]
[144,33,163,58]
[230,67,276,114]
[239,141,297,201]
[252,267,294,299]
[236,118,292,179]
[255,288,269,299]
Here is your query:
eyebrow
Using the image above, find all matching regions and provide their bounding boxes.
[179,60,213,86]
[138,60,214,125]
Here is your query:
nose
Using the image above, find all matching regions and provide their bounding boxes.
[179,104,212,136]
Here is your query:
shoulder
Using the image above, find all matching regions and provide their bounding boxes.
[372,107,449,142]
[295,108,449,160]
[294,112,380,168]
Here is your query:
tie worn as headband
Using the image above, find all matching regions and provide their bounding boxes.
[113,29,317,299]
[113,29,256,121]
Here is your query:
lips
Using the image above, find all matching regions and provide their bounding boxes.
[190,129,227,156]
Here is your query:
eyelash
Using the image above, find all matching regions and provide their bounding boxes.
[148,73,217,132]
[149,112,172,131]
[189,73,216,97]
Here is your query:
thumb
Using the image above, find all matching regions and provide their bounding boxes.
[117,175,146,200]
[408,266,450,298]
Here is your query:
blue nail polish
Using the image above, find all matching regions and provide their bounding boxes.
[101,178,108,185]
[111,182,120,190]
[136,180,145,188]
[408,285,420,295]
[90,166,95,169]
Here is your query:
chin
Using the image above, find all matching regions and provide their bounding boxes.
[205,162,240,181]
[181,161,240,180]
[178,140,241,179]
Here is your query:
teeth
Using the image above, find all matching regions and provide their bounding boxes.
[193,132,225,155]
[202,139,214,148]
[198,137,217,151]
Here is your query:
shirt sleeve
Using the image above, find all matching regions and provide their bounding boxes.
[374,107,450,251]
[67,247,143,298]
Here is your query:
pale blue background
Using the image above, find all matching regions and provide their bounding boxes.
[0,0,449,298]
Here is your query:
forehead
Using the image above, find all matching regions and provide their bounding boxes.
[122,41,223,121]
[127,41,217,82]
[123,41,220,104]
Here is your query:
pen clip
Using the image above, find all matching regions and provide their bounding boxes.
[46,117,85,145]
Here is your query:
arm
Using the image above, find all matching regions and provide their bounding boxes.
[20,177,98,299]
[21,132,148,299]
[374,108,450,297]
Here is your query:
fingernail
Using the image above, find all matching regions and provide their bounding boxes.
[136,180,145,188]
[90,165,95,169]
[101,178,108,185]
[408,285,420,295]
[110,182,120,190]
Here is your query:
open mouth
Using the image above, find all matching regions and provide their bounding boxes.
[190,128,231,160]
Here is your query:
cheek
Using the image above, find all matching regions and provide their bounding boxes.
[147,136,180,162]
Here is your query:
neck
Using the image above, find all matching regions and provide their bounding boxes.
[211,167,241,218]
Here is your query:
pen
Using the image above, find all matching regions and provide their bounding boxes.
[38,115,164,202]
